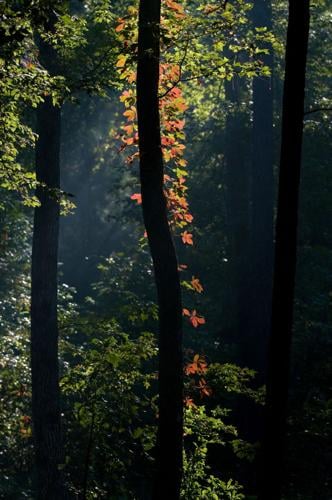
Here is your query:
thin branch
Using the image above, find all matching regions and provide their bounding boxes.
[158,36,190,98]
[304,106,332,116]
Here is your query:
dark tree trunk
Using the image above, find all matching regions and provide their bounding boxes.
[224,77,251,348]
[236,4,274,493]
[224,74,263,494]
[259,1,310,499]
[136,0,183,498]
[31,18,65,499]
[247,0,274,384]
[234,3,274,469]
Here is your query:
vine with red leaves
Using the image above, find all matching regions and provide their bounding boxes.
[115,0,211,404]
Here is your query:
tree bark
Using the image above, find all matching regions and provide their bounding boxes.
[224,77,251,349]
[247,0,274,384]
[259,1,310,498]
[137,1,183,498]
[224,74,262,494]
[233,2,274,468]
[31,17,65,499]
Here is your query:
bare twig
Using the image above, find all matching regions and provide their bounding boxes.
[304,106,332,116]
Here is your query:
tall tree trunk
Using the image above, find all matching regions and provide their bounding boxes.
[247,0,274,385]
[224,77,251,349]
[237,4,274,494]
[259,1,310,499]
[234,3,274,471]
[31,17,65,499]
[224,75,261,494]
[136,0,183,498]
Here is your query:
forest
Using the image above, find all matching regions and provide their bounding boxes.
[0,0,331,498]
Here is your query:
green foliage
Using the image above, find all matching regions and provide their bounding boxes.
[92,251,157,329]
[182,406,244,499]
[0,0,331,498]
[60,319,157,497]
[0,0,119,206]
[43,0,119,95]
[0,219,261,497]
[0,7,61,205]
[0,326,33,498]
[207,363,265,405]
[0,201,33,496]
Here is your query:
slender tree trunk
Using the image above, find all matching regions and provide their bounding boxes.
[224,77,251,348]
[247,0,274,384]
[31,19,65,499]
[237,4,274,493]
[259,2,310,499]
[137,1,183,498]
[234,3,274,469]
[224,75,261,494]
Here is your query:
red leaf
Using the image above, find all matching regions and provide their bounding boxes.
[115,22,125,32]
[191,277,203,293]
[181,231,193,245]
[188,310,206,328]
[184,397,196,408]
[130,193,142,205]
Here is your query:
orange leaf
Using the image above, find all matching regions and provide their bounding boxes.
[184,397,196,408]
[189,310,206,328]
[130,193,142,205]
[183,309,206,328]
[201,386,212,397]
[166,0,186,19]
[170,87,182,98]
[115,22,125,32]
[197,378,212,397]
[185,362,198,375]
[191,277,203,293]
[185,354,208,375]
[123,107,136,121]
[184,213,193,223]
[116,54,127,68]
[196,316,206,326]
[190,316,200,327]
[181,231,193,245]
[128,71,136,83]
[122,124,134,135]
[123,136,134,145]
